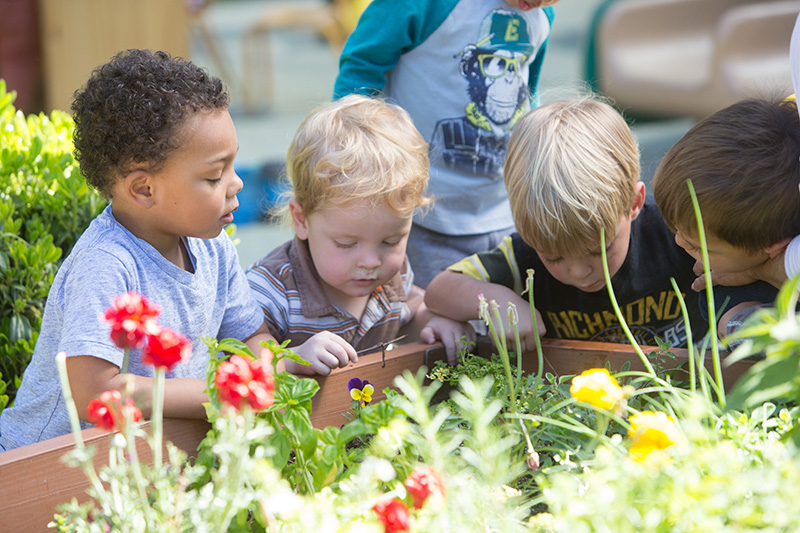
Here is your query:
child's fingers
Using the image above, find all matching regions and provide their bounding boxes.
[330,337,356,366]
[310,360,333,375]
[316,350,344,372]
[327,337,355,367]
[419,325,436,345]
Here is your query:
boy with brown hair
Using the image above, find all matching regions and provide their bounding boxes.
[0,49,271,451]
[653,96,799,333]
[425,97,706,352]
[246,95,474,375]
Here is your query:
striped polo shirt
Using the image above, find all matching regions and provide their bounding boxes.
[246,238,424,352]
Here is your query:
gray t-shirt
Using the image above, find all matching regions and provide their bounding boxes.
[0,205,264,451]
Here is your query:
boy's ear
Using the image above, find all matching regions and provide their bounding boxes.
[288,199,309,240]
[122,170,155,208]
[628,181,646,221]
[765,237,792,258]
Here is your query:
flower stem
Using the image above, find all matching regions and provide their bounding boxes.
[121,347,130,374]
[600,231,656,376]
[153,367,165,467]
[125,411,155,525]
[525,269,545,401]
[670,278,696,392]
[687,180,725,406]
[491,301,516,413]
[55,353,108,501]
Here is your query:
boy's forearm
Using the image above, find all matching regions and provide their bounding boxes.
[106,373,208,420]
[242,321,277,356]
[426,271,522,322]
[111,373,208,420]
[67,355,208,422]
[401,301,435,340]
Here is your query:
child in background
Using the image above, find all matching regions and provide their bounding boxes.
[246,95,474,375]
[334,0,558,288]
[425,97,707,352]
[0,50,271,452]
[652,96,799,336]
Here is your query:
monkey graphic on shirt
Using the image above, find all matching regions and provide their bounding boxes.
[430,9,535,177]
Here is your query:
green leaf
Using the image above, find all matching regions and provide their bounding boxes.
[266,430,291,470]
[726,355,800,410]
[311,444,342,489]
[8,313,31,343]
[214,338,255,358]
[288,377,320,405]
[284,409,317,459]
[337,419,368,445]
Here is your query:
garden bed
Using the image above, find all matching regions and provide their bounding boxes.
[0,338,752,532]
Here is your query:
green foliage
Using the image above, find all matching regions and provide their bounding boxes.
[539,399,800,532]
[52,339,538,532]
[724,273,800,446]
[44,171,800,530]
[0,80,105,406]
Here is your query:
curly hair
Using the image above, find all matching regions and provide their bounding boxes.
[71,49,229,198]
[282,94,431,222]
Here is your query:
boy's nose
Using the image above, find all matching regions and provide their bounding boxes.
[229,171,244,196]
[358,249,381,270]
[674,233,694,255]
[568,261,592,280]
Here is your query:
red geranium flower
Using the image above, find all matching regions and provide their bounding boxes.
[372,498,411,533]
[215,353,275,411]
[404,466,446,509]
[87,390,142,430]
[142,326,191,371]
[102,292,161,350]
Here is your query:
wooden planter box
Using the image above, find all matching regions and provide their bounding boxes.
[0,339,753,532]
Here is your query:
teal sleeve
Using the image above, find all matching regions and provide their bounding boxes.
[333,0,459,99]
[526,6,555,107]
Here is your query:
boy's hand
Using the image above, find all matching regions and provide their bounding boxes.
[691,254,787,291]
[420,316,477,365]
[286,331,358,376]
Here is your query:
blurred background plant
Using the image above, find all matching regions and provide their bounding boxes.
[0,82,104,410]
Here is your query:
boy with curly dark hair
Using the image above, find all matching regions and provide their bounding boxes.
[0,49,271,451]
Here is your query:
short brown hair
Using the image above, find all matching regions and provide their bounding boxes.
[653,97,800,252]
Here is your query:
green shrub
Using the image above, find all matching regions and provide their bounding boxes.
[0,80,105,407]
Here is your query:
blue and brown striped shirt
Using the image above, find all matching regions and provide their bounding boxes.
[246,238,424,352]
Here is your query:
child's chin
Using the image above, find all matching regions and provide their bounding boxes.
[577,281,606,293]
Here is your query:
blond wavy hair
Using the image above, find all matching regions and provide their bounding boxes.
[505,97,640,256]
[278,94,431,222]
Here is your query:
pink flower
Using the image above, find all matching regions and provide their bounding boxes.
[142,326,191,371]
[102,292,160,350]
[404,466,446,509]
[372,498,411,533]
[215,353,276,411]
[87,390,142,430]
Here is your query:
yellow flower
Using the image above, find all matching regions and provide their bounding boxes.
[569,368,624,411]
[628,410,680,462]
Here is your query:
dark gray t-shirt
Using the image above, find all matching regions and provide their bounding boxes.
[0,206,263,451]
